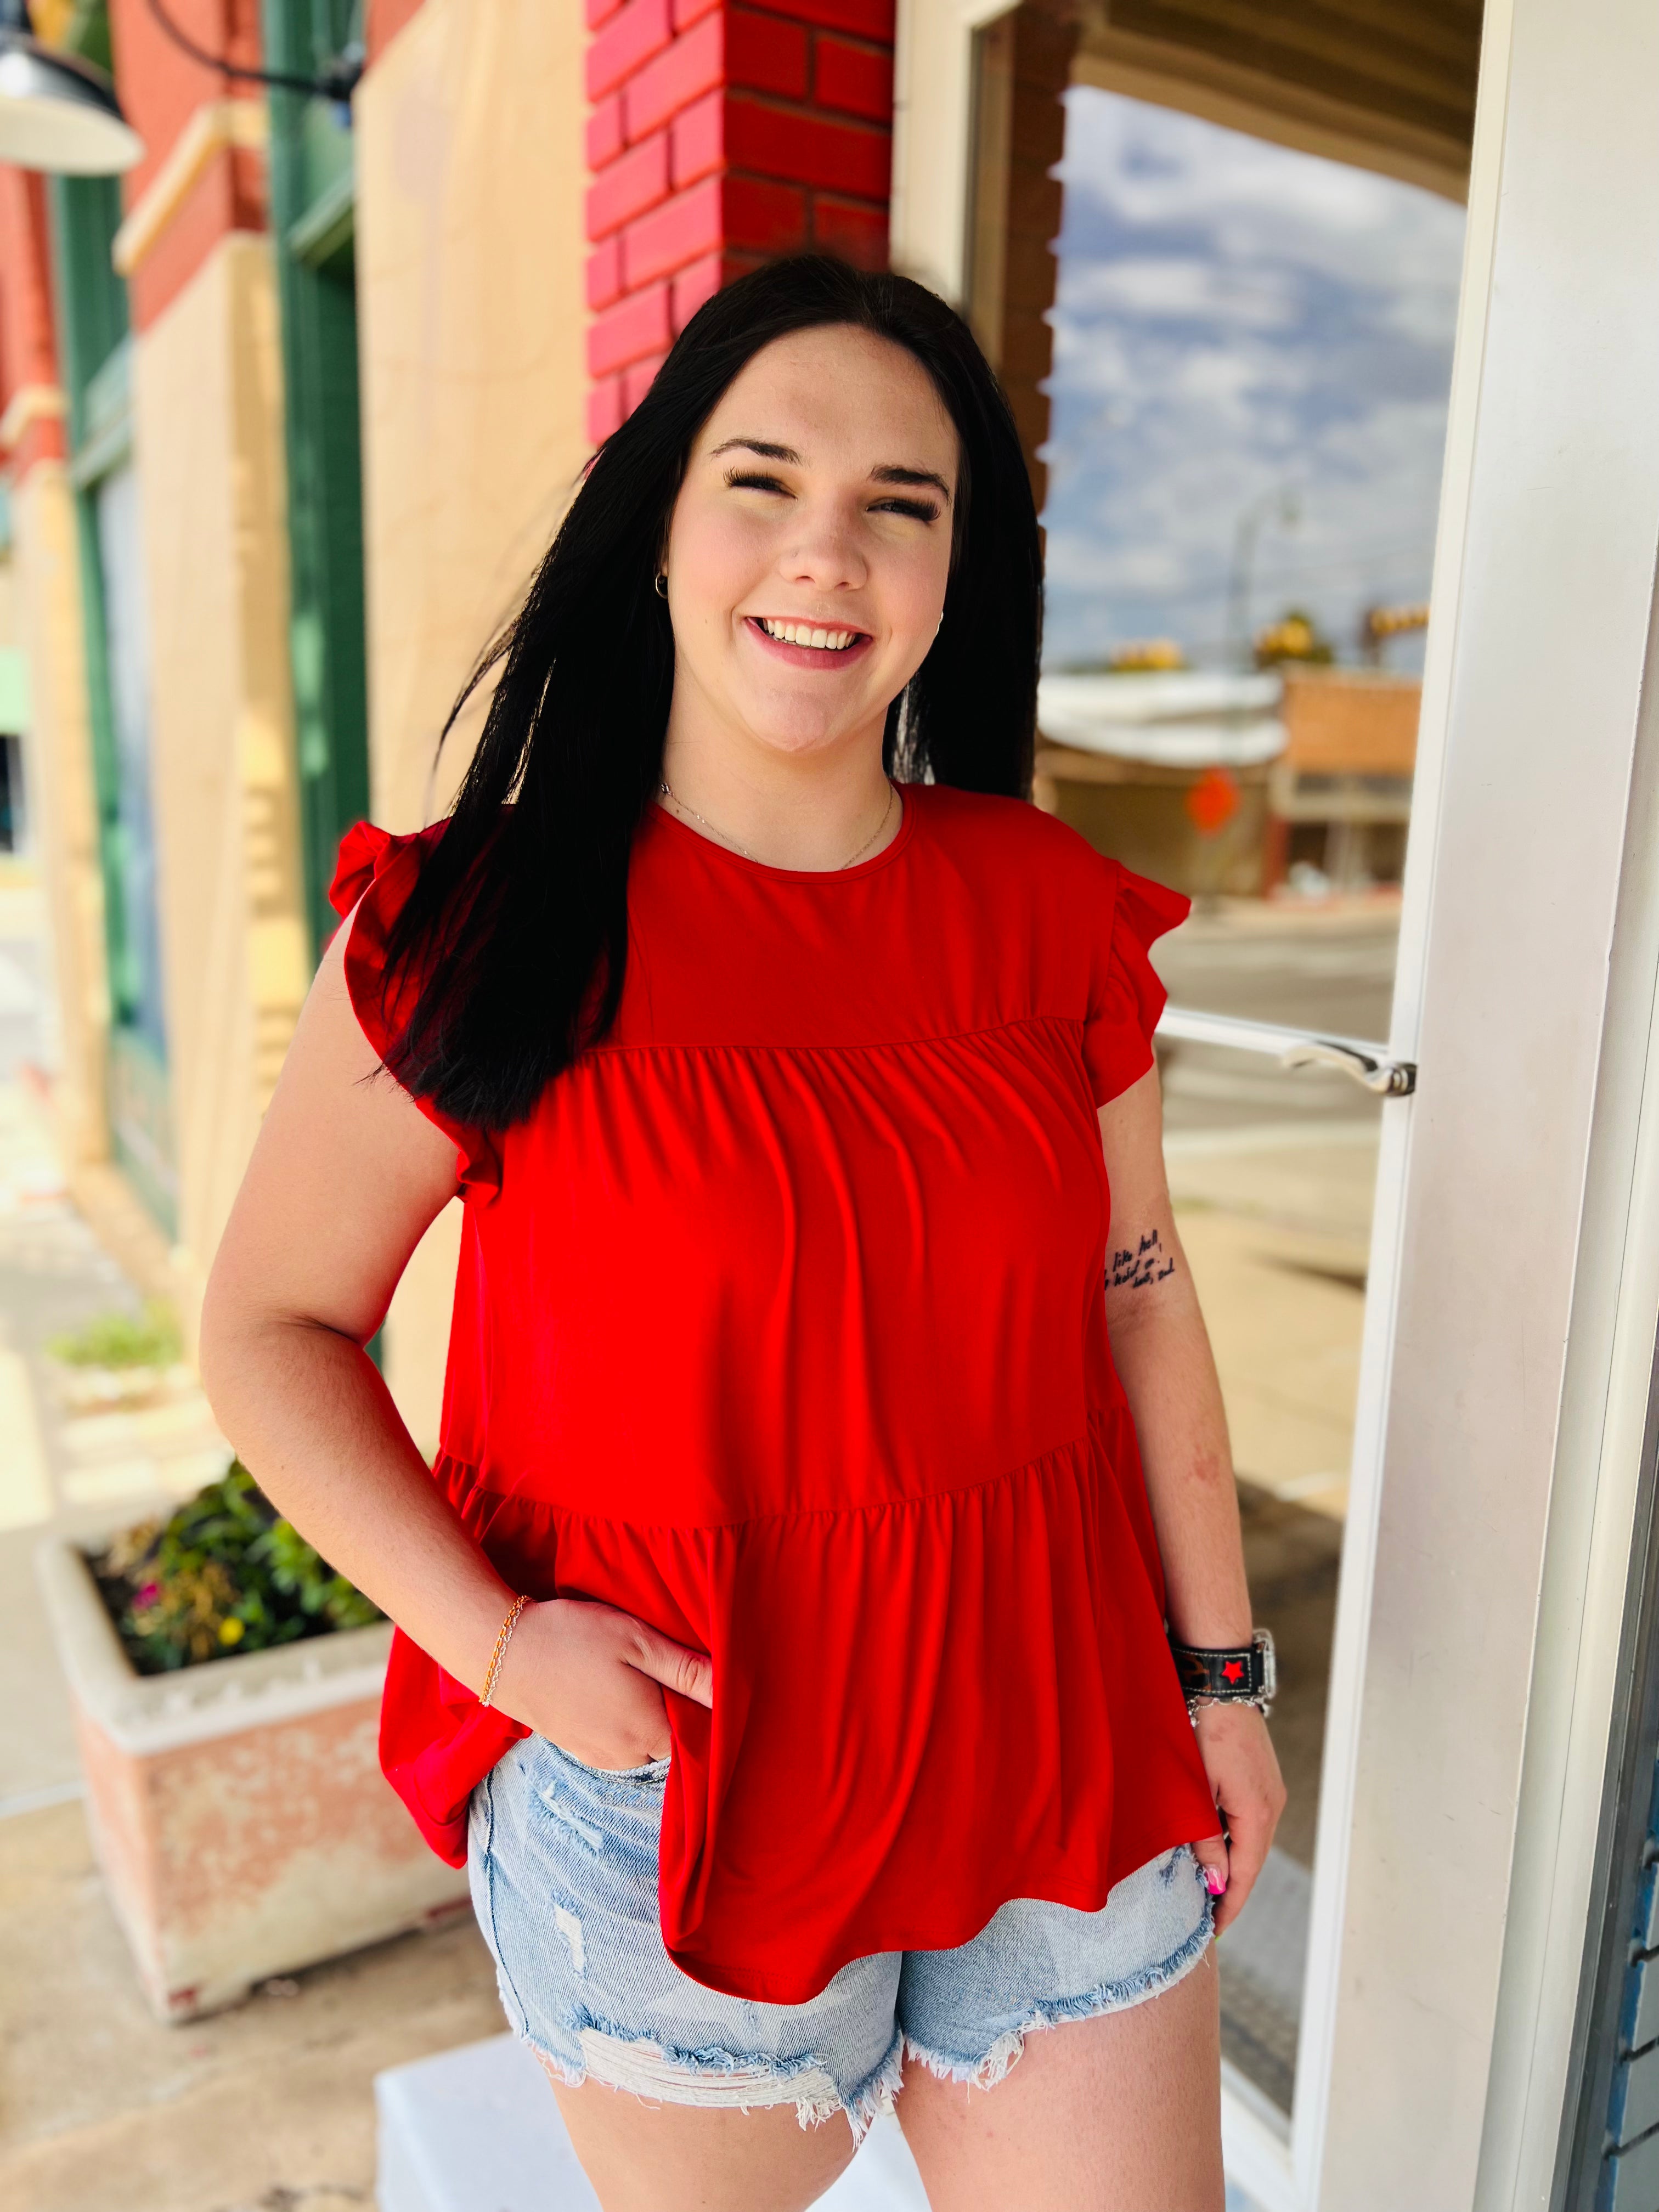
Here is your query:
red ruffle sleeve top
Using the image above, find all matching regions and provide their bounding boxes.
[329,781,1218,2005]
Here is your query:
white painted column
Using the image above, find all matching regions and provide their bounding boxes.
[1312,0,1659,2202]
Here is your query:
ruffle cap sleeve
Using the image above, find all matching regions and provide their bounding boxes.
[1082,857,1192,1107]
[327,821,498,1197]
[329,819,403,923]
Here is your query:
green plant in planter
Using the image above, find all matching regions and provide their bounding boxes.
[47,1299,182,1370]
[92,1463,381,1674]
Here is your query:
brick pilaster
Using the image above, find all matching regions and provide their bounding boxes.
[584,0,895,443]
[0,169,68,477]
[966,0,1076,513]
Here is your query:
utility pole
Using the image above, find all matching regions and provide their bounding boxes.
[1227,485,1300,669]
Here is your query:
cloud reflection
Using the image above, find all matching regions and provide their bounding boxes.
[1040,88,1466,669]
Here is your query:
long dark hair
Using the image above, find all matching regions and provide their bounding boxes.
[377,255,1042,1132]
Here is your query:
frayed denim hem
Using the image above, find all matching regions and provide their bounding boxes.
[510,2011,906,2146]
[902,1894,1215,2093]
[840,2026,906,2146]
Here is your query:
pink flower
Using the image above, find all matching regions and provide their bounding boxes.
[136,1582,160,1607]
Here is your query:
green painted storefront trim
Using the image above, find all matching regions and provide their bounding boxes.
[108,1026,179,1233]
[48,174,127,451]
[287,167,356,271]
[48,181,134,1047]
[70,339,133,486]
[263,0,373,965]
[68,411,132,492]
[47,176,178,1238]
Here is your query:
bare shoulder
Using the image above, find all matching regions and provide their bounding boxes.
[300,907,380,1064]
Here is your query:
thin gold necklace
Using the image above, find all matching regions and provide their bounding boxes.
[658,776,897,869]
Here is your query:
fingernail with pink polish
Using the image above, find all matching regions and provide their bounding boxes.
[1204,1866,1228,1897]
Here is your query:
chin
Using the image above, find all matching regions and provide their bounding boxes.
[741,699,872,760]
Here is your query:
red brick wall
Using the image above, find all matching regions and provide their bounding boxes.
[0,168,67,479]
[107,0,268,332]
[366,0,426,63]
[584,0,895,443]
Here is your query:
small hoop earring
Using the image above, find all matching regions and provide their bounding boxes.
[654,574,668,598]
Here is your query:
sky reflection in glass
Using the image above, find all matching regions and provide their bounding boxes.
[1041,89,1467,670]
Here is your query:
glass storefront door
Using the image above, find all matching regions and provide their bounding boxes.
[893,0,1659,2197]
[1028,82,1466,2113]
[892,0,1499,2191]
[88,457,174,1228]
[1012,57,1473,2135]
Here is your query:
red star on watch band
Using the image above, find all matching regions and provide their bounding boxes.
[1222,1660,1245,1683]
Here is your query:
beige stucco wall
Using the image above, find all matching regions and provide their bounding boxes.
[11,458,111,1171]
[355,0,590,1450]
[129,232,308,1340]
[356,0,591,831]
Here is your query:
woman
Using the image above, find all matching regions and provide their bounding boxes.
[200,256,1283,2212]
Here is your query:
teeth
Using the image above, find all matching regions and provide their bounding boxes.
[758,618,860,651]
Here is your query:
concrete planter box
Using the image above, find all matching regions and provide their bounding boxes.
[35,1533,470,2022]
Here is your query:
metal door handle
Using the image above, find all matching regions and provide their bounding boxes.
[1155,1006,1417,1096]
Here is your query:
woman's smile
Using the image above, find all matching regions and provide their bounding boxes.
[744,613,875,668]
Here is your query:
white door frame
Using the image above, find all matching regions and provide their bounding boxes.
[890,1,1659,2201]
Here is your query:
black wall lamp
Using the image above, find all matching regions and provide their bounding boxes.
[0,0,143,173]
[0,0,365,177]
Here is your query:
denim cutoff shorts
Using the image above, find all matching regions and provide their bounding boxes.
[469,1733,1214,2143]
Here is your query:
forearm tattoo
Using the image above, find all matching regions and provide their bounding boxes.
[1110,1227,1177,1291]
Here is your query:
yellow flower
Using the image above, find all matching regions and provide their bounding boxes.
[219,1617,245,1646]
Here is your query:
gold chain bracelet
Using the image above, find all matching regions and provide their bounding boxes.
[479,1593,529,1708]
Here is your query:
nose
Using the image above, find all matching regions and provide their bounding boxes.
[777,498,868,594]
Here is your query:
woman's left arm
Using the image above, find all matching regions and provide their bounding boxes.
[1097,1059,1286,1931]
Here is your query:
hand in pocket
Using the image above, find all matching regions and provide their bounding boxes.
[488,1595,712,1768]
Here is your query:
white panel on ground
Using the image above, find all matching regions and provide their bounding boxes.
[376,2028,1271,2208]
[375,2033,930,2211]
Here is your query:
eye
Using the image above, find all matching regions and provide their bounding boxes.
[870,496,941,524]
[726,470,792,496]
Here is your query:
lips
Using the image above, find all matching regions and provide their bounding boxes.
[746,615,874,669]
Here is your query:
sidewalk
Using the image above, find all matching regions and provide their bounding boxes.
[0,873,505,2212]
[3,1798,502,2212]
[1170,1117,1375,1523]
[0,1155,504,2211]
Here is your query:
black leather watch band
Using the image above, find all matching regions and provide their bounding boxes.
[1170,1629,1276,1707]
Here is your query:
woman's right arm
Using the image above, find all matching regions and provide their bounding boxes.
[198,910,711,1762]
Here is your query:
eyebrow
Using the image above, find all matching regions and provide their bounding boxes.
[709,438,953,502]
[872,463,952,501]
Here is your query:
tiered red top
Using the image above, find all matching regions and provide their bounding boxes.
[330,782,1218,2005]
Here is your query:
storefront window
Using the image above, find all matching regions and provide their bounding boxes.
[955,4,1480,2118]
[263,0,371,961]
[50,176,177,1232]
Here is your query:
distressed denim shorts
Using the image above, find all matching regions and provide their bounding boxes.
[468,1733,1214,2143]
